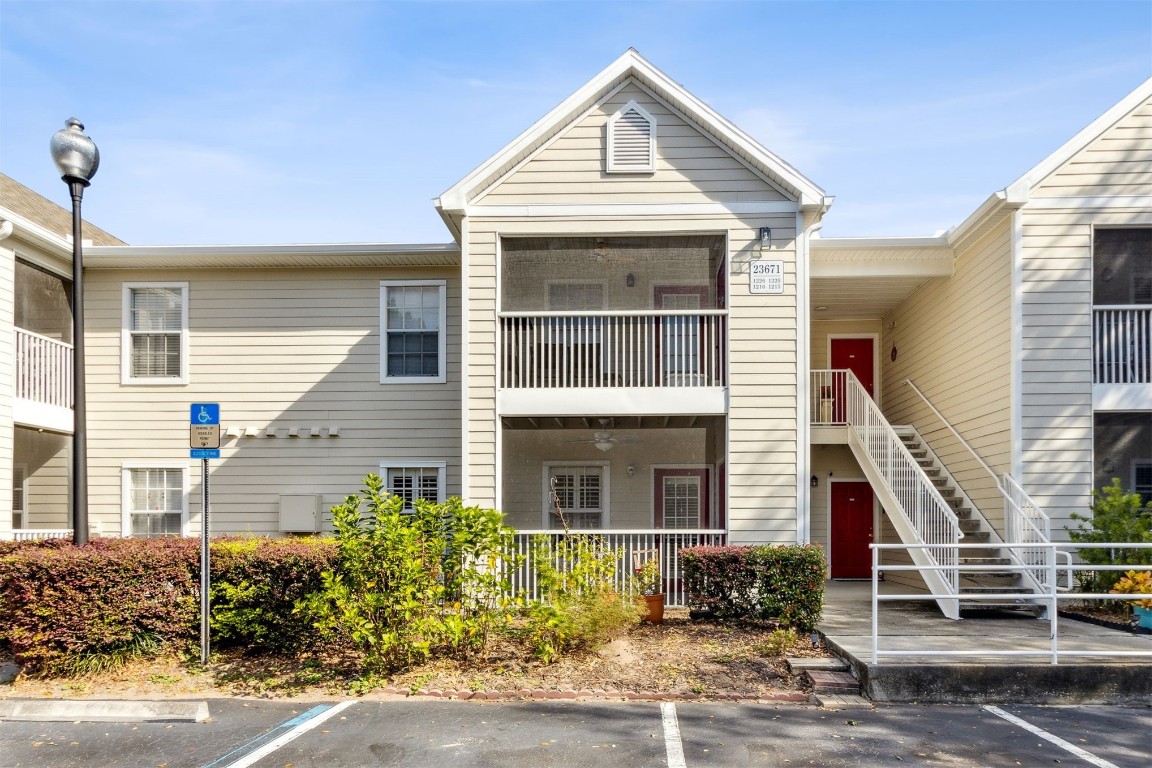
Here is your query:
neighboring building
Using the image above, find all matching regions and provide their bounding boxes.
[1,51,1148,615]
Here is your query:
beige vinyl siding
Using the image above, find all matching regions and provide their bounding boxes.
[0,244,14,531]
[1018,208,1152,532]
[83,267,461,536]
[1031,97,1152,198]
[465,212,799,542]
[479,82,790,206]
[880,219,1012,532]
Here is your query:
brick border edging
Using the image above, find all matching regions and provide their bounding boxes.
[378,687,811,703]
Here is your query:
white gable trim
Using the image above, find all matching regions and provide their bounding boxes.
[1005,77,1152,203]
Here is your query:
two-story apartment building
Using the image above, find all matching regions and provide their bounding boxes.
[1,51,1148,614]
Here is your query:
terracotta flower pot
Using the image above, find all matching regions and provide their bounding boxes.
[642,593,665,625]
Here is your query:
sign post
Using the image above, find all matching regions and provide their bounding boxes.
[190,403,220,665]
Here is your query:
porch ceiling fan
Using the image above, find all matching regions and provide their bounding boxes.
[564,419,630,451]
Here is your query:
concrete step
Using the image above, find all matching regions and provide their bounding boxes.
[960,556,1011,566]
[958,519,985,534]
[786,657,848,674]
[806,669,861,695]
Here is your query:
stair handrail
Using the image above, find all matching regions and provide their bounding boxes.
[840,370,963,597]
[904,378,1056,597]
[905,379,1001,487]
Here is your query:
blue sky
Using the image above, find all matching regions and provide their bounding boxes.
[2,0,1150,245]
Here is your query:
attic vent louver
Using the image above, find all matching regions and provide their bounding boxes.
[607,100,656,173]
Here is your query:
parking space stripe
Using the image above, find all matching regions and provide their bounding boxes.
[982,705,1120,768]
[201,700,356,768]
[660,702,687,768]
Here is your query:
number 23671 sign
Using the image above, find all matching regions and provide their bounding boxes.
[750,259,784,295]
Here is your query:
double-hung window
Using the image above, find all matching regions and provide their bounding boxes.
[545,463,607,529]
[380,281,447,383]
[381,462,446,512]
[123,464,188,538]
[122,283,189,384]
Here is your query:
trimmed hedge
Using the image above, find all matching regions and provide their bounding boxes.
[0,536,336,675]
[681,544,826,629]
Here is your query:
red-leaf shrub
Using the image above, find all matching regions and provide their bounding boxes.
[0,536,338,674]
[681,544,826,629]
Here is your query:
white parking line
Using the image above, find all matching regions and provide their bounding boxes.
[204,700,357,768]
[660,702,687,768]
[982,705,1119,768]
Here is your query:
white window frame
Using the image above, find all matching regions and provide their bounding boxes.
[12,463,27,529]
[542,461,610,529]
[121,462,190,538]
[380,280,447,384]
[1134,460,1152,499]
[380,461,447,511]
[121,282,189,385]
[606,100,656,174]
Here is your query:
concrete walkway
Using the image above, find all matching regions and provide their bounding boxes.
[817,580,1152,704]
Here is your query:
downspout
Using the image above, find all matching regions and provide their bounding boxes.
[795,200,830,544]
[459,214,471,503]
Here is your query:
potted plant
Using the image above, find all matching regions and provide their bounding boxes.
[634,556,665,625]
[1110,570,1152,629]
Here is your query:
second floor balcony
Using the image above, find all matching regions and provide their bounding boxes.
[497,311,728,417]
[15,327,73,432]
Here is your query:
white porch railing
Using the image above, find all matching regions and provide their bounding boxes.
[499,311,727,389]
[16,328,72,409]
[1094,306,1150,384]
[870,543,1152,664]
[508,529,727,607]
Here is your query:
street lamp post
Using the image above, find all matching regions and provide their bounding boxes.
[50,118,99,546]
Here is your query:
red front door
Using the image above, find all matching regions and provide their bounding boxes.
[830,481,874,579]
[830,337,875,421]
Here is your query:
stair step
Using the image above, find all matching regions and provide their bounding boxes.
[806,670,861,695]
[961,531,990,542]
[958,520,984,533]
[787,657,848,674]
[959,585,1033,594]
[960,557,1011,566]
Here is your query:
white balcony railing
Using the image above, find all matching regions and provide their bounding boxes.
[1094,306,1150,384]
[500,311,727,389]
[508,529,727,607]
[16,328,72,410]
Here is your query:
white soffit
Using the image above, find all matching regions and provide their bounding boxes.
[811,236,953,278]
[811,276,933,321]
[85,243,461,269]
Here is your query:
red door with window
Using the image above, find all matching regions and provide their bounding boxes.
[830,481,874,579]
[830,337,875,421]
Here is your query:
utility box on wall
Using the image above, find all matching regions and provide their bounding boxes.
[278,495,322,533]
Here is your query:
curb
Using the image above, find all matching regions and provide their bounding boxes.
[375,687,812,703]
[0,699,210,723]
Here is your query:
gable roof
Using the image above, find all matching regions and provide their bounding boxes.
[436,49,827,236]
[0,173,126,247]
[1005,76,1152,203]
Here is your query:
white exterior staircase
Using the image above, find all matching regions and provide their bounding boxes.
[895,428,1046,617]
[820,370,1053,620]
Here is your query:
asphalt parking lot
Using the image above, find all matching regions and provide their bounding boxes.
[0,699,1148,768]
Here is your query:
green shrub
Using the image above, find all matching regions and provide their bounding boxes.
[209,537,336,653]
[682,544,826,630]
[0,538,199,675]
[0,535,339,675]
[300,474,517,672]
[523,534,640,662]
[1068,479,1152,592]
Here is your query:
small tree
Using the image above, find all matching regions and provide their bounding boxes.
[1067,479,1152,592]
[301,474,516,671]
